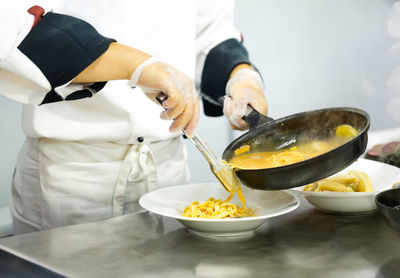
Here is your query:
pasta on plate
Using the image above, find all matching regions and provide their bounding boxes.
[182,188,256,219]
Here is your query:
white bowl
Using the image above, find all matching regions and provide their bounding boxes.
[139,183,299,237]
[292,158,400,214]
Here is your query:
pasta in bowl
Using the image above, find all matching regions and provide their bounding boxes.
[292,159,400,213]
[139,183,299,237]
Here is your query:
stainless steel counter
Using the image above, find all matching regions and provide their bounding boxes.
[1,195,400,278]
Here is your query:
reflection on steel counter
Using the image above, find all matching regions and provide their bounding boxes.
[0,249,64,278]
[1,198,400,277]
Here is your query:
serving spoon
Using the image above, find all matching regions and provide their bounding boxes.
[156,92,240,193]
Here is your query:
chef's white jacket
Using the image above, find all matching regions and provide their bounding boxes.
[0,0,253,233]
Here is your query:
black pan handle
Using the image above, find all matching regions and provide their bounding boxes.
[218,96,273,131]
[155,92,168,105]
[243,107,274,131]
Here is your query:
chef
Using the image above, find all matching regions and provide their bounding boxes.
[1,0,268,234]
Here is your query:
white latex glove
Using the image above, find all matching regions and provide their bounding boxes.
[128,57,199,137]
[223,68,268,130]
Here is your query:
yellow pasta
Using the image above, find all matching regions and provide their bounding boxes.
[304,170,373,192]
[234,145,251,156]
[270,149,311,167]
[182,187,256,218]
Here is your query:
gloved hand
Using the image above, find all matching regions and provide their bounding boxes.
[128,57,199,137]
[223,68,268,130]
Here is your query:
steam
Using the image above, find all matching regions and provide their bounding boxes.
[388,2,400,38]
[359,78,377,98]
[373,0,400,165]
[387,94,400,122]
[387,2,400,123]
[368,1,400,167]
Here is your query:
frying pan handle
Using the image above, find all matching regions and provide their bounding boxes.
[217,96,273,131]
[155,92,168,105]
[243,107,274,131]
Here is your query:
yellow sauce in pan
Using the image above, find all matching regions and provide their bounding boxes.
[229,124,359,170]
[229,141,340,169]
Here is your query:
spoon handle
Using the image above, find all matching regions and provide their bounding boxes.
[155,92,238,192]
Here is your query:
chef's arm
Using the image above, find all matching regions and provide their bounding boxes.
[73,42,150,83]
[73,42,200,137]
[0,5,116,105]
[200,38,268,129]
[224,62,268,130]
[194,0,267,129]
[229,63,253,78]
[199,38,254,115]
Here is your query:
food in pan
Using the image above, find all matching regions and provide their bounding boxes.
[304,170,373,192]
[234,145,251,156]
[228,125,359,170]
[229,142,335,169]
[182,187,256,218]
[335,124,359,139]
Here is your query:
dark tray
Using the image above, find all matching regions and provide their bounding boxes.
[365,142,400,168]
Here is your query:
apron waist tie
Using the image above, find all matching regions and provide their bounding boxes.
[112,142,157,217]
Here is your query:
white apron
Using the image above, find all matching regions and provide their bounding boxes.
[11,136,189,234]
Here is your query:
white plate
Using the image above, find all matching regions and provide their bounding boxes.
[292,158,400,214]
[139,183,299,237]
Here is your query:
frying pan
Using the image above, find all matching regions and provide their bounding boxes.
[222,107,370,190]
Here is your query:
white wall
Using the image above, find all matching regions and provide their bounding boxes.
[0,99,24,207]
[1,0,400,207]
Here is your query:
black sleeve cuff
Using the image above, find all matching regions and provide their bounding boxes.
[40,82,107,105]
[200,38,251,116]
[18,12,116,103]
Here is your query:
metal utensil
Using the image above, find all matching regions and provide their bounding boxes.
[156,93,240,192]
[188,133,240,193]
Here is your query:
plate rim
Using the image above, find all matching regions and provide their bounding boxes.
[139,183,300,222]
